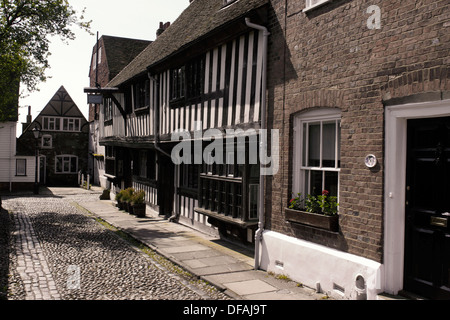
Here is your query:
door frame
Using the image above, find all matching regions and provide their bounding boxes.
[384,98,450,295]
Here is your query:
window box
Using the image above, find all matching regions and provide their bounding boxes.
[285,207,339,232]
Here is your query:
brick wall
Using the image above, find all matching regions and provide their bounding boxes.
[265,0,450,263]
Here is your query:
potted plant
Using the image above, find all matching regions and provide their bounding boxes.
[115,190,125,210]
[131,190,146,218]
[121,188,135,214]
[285,190,339,232]
[100,189,111,200]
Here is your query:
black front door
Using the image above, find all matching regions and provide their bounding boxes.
[405,116,450,300]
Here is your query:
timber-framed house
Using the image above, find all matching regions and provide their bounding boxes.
[86,0,270,244]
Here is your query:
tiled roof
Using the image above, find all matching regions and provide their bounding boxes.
[101,36,152,79]
[108,0,268,87]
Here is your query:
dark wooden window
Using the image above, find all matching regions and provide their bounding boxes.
[132,149,156,181]
[134,80,150,110]
[170,66,185,103]
[104,98,113,121]
[197,140,259,222]
[105,146,115,176]
[124,86,133,114]
[170,55,205,107]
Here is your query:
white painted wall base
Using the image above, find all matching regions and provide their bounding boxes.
[259,231,384,300]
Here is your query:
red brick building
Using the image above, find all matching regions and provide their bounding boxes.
[259,0,450,300]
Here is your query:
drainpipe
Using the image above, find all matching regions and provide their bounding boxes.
[245,18,270,270]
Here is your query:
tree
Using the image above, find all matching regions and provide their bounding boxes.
[0,0,91,121]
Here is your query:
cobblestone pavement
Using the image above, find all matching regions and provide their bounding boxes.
[1,190,231,300]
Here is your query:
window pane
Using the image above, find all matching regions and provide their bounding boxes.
[63,119,68,131]
[70,157,77,173]
[324,171,339,197]
[337,121,341,167]
[310,170,323,196]
[63,157,70,172]
[16,159,26,176]
[56,157,62,173]
[308,123,320,167]
[322,121,336,167]
[69,119,74,131]
[249,184,259,220]
[302,123,307,166]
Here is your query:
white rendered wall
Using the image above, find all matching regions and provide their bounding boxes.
[259,230,384,300]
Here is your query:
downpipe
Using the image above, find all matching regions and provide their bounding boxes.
[245,18,270,270]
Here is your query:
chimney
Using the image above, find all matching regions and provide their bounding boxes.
[22,105,32,133]
[156,21,171,37]
[26,105,32,123]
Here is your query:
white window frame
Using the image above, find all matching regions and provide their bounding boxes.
[43,117,60,131]
[55,155,78,174]
[303,0,332,12]
[293,108,341,199]
[16,159,27,176]
[41,134,53,149]
[42,117,81,132]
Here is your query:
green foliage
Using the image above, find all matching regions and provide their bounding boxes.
[289,190,338,216]
[121,188,135,203]
[115,190,123,202]
[131,190,145,205]
[288,193,303,211]
[0,0,92,119]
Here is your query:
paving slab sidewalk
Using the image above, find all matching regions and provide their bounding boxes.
[77,198,326,300]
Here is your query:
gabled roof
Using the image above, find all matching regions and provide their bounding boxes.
[37,85,87,120]
[101,36,152,79]
[108,0,269,87]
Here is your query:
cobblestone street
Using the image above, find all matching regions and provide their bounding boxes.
[1,189,230,300]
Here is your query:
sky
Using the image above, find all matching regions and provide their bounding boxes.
[17,0,190,136]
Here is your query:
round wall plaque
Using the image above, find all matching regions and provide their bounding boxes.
[365,154,377,168]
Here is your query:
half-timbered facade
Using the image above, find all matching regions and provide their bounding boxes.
[88,35,152,188]
[88,0,269,243]
[18,86,89,187]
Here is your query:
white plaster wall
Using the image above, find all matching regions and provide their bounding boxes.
[260,230,384,300]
